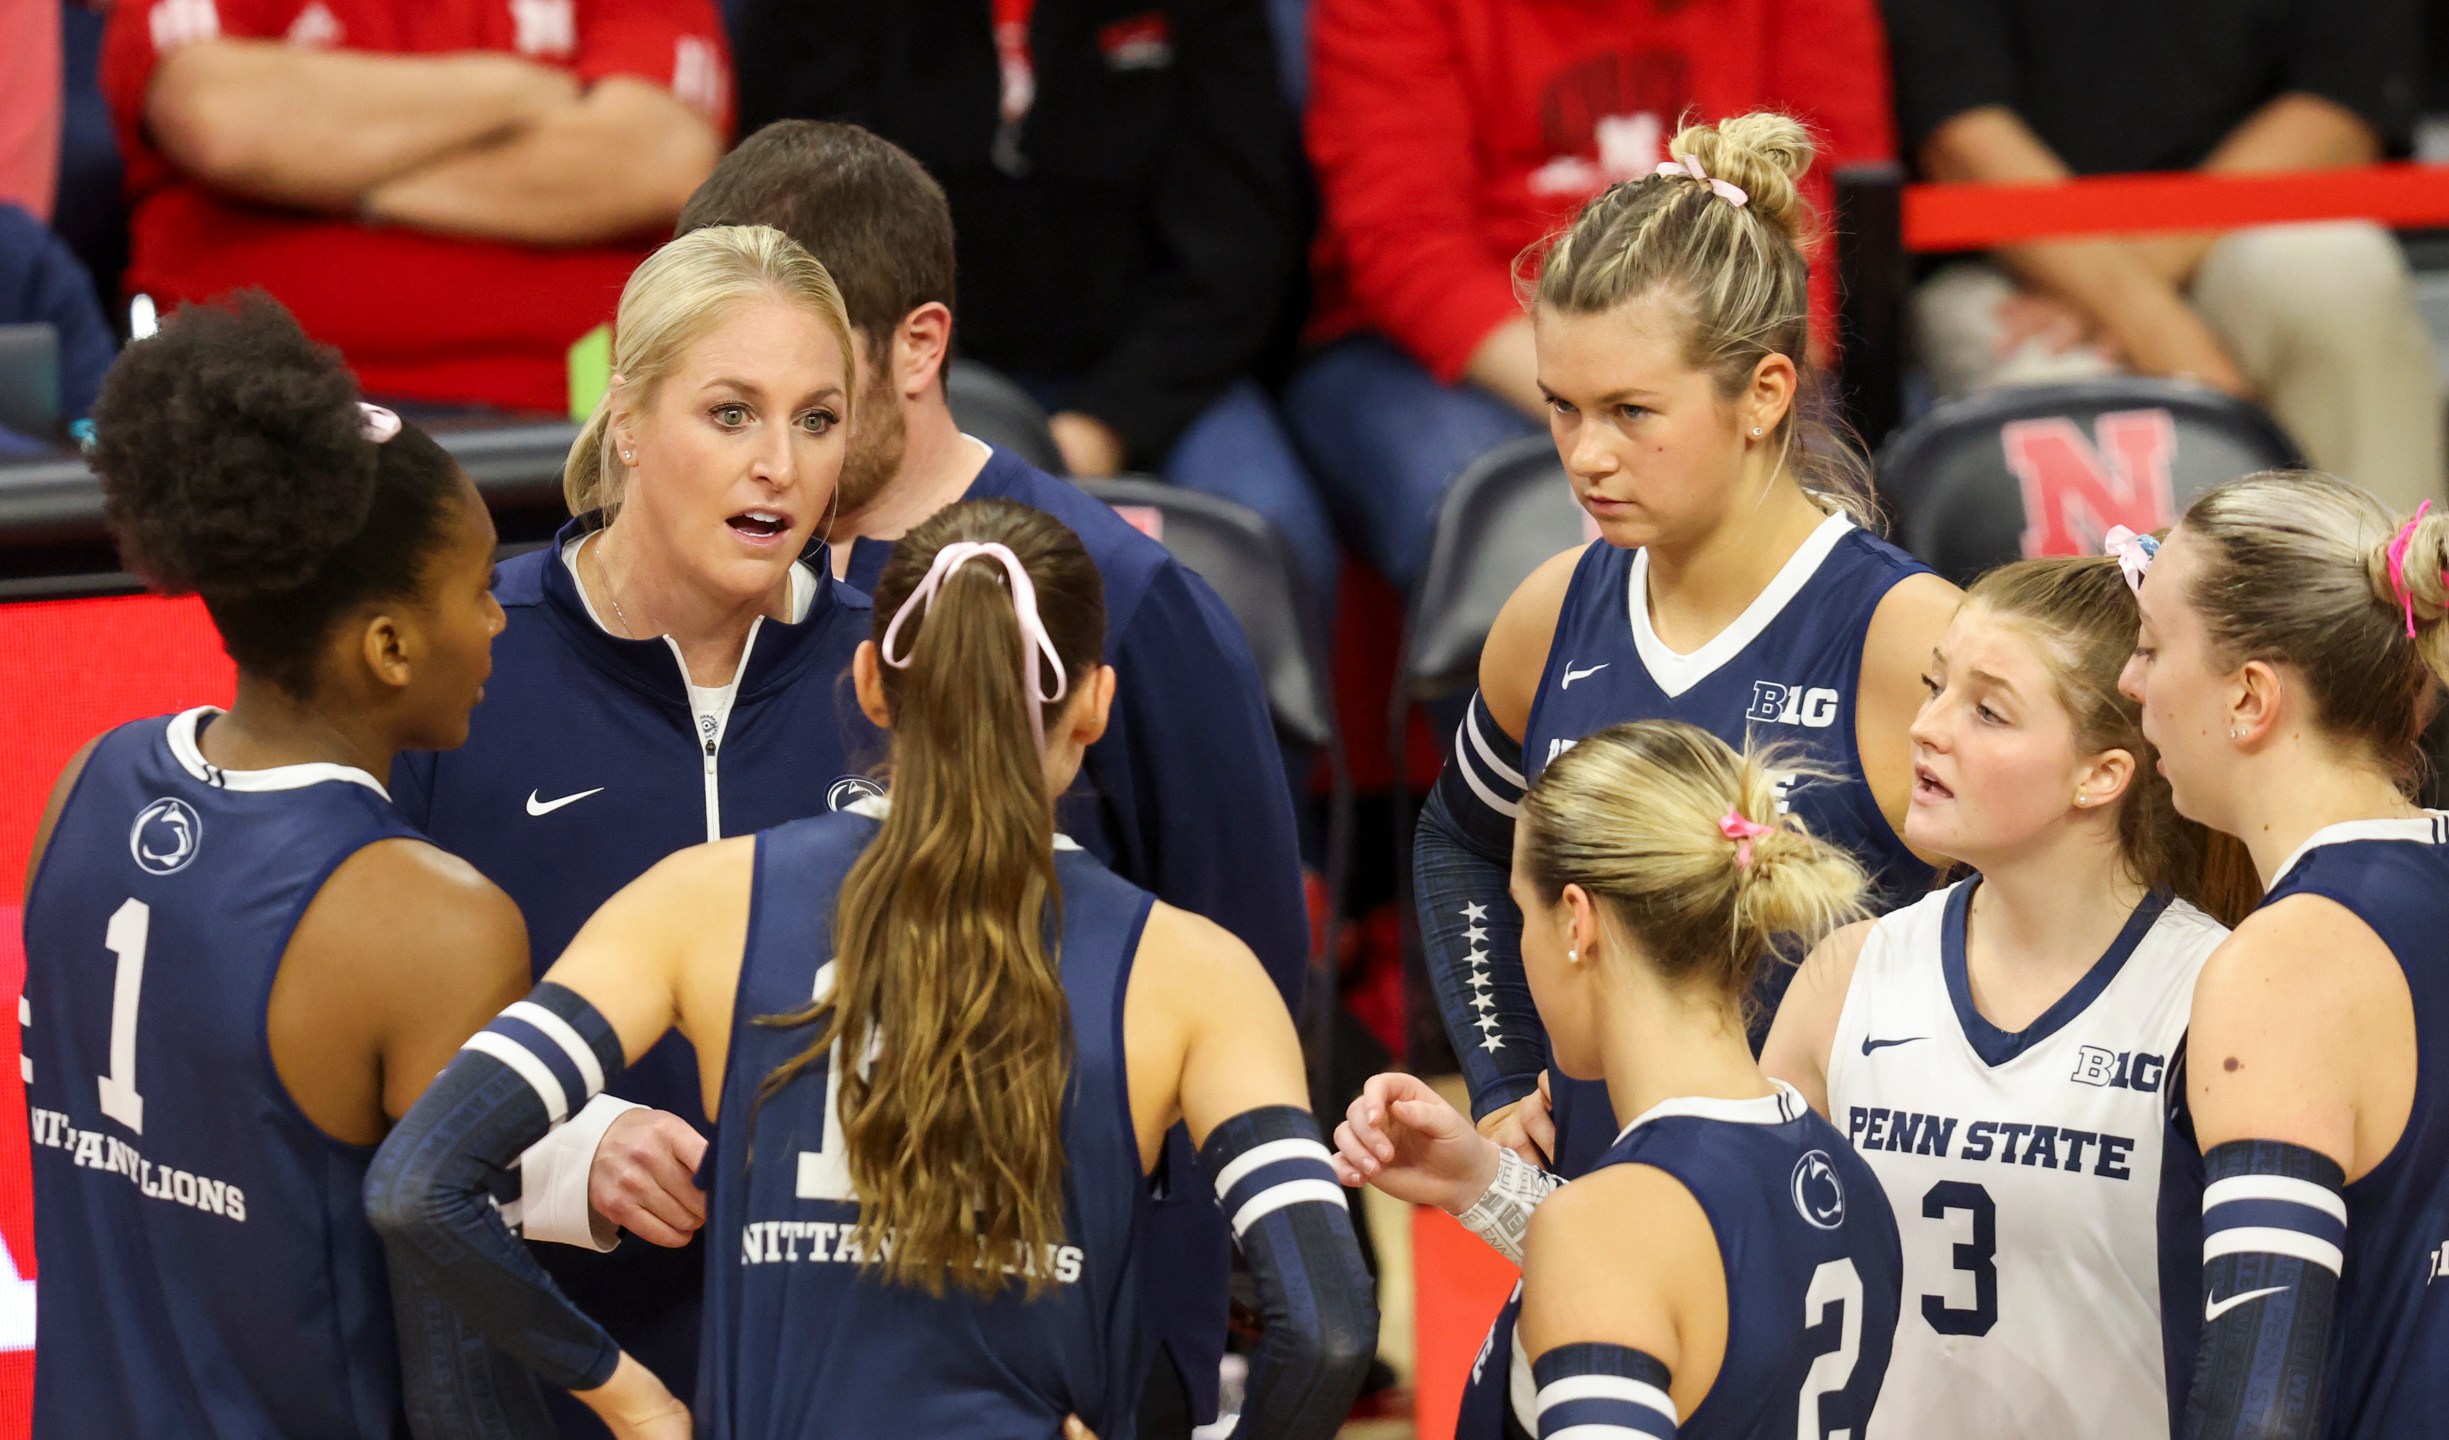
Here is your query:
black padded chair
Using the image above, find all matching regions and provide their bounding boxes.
[1400,433,1585,705]
[945,359,1066,475]
[1077,478,1347,1077]
[1876,379,2302,585]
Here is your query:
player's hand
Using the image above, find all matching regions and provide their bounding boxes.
[590,1108,707,1248]
[1476,1071,1555,1168]
[1331,1072,1502,1214]
[577,1353,691,1439]
[1049,411,1126,477]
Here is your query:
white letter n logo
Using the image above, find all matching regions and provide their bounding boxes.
[2001,409,2178,559]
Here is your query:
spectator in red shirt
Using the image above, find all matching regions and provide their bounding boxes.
[103,0,732,415]
[1286,0,1894,592]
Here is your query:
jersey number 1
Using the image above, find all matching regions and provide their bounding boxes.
[1797,1257,1863,1440]
[98,898,150,1134]
[793,961,857,1204]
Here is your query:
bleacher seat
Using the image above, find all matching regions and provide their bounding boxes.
[1401,434,1584,705]
[1078,476,1345,1069]
[946,359,1067,476]
[1875,379,2303,585]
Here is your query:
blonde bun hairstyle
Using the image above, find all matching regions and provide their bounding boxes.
[1517,720,1868,1017]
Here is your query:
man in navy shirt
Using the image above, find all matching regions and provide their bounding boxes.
[675,120,1315,1434]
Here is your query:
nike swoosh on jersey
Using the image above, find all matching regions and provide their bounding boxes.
[2205,1286,2290,1323]
[1860,1035,1927,1055]
[1561,663,1609,689]
[526,787,606,817]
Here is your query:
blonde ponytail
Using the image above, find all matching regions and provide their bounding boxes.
[757,499,1106,1300]
[1518,721,1867,1014]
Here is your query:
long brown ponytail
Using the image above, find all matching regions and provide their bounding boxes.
[760,499,1106,1299]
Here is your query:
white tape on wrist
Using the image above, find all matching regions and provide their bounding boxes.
[1452,1144,1563,1265]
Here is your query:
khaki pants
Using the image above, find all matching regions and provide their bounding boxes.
[1913,222,2448,512]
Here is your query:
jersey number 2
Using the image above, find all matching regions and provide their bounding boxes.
[1797,1257,1863,1440]
[97,898,150,1134]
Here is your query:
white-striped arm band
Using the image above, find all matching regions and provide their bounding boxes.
[1455,1142,1565,1266]
[2202,1149,2349,1276]
[1453,690,1528,822]
[1534,1343,1678,1439]
[1203,1108,1348,1238]
[458,992,621,1125]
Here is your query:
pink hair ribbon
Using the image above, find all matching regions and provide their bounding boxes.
[879,541,1070,747]
[2387,500,2432,638]
[2102,525,2159,596]
[1718,809,1776,871]
[357,402,402,444]
[1655,153,1748,208]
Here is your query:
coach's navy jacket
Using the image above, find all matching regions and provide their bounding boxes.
[848,446,1310,1419]
[391,524,882,1121]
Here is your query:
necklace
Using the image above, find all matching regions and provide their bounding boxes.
[590,531,639,639]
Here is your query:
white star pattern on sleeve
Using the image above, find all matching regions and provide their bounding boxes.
[1462,904,1500,1052]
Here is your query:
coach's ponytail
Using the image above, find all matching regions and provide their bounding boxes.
[759,499,1105,1300]
[1518,721,1868,1021]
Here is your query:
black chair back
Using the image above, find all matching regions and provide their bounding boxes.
[1877,379,2302,585]
[945,359,1066,476]
[1403,434,1586,702]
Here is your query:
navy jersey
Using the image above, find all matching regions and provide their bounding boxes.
[387,520,879,1408]
[696,805,1154,1438]
[848,442,1308,1417]
[2250,816,2449,1440]
[22,709,419,1438]
[1524,514,1935,1176]
[1458,1085,1903,1440]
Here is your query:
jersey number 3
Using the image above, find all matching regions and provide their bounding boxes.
[1798,1257,1864,1440]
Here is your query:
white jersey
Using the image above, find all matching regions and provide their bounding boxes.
[1825,880,2225,1440]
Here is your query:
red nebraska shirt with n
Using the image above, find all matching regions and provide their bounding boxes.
[104,0,733,412]
[1306,0,1896,379]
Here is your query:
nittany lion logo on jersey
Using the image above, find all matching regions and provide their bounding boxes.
[1790,1149,1846,1230]
[825,776,886,812]
[129,798,202,875]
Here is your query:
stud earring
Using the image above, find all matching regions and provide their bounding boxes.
[2073,791,2086,806]
[1567,948,1579,962]
[1751,426,1764,437]
[2228,727,2239,739]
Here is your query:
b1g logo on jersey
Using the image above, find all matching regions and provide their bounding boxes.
[1748,682,1839,728]
[2070,1045,2165,1093]
[1790,1149,1847,1230]
[825,776,885,812]
[128,798,202,876]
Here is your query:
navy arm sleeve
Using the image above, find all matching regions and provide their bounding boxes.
[387,1254,555,1439]
[365,984,626,1393]
[2183,1140,2346,1440]
[1414,691,1544,1119]
[1100,562,1311,1008]
[1199,1107,1378,1439]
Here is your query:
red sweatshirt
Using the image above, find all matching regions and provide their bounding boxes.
[1306,0,1895,381]
[106,0,732,413]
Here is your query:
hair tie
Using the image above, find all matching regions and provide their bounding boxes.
[879,541,1069,747]
[2386,500,2433,639]
[1718,809,1776,871]
[2102,525,2158,596]
[1654,153,1748,209]
[358,402,401,444]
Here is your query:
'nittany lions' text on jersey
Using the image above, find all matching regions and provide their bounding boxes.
[1458,1084,1903,1440]
[22,709,420,1438]
[2250,817,2449,1440]
[1525,512,1935,1176]
[695,805,1155,1437]
[1827,881,2225,1439]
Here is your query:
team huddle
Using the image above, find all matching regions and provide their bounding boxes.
[18,110,2449,1440]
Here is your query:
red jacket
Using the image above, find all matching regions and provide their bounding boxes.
[1306,0,1895,380]
[105,0,733,413]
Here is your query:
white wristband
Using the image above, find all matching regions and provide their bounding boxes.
[517,1093,645,1251]
[1452,1144,1563,1266]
